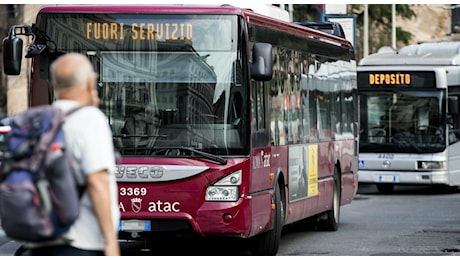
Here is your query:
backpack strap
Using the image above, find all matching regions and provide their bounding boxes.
[63,105,87,118]
[60,105,88,196]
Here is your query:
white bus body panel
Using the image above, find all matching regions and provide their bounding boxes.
[359,142,460,186]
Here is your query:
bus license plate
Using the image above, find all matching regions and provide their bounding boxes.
[119,220,151,231]
[378,175,399,183]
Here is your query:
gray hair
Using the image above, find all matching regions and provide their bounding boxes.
[50,53,94,90]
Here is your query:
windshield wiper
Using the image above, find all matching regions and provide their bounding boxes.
[153,146,227,165]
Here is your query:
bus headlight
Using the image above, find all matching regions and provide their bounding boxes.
[205,170,241,201]
[418,161,445,170]
[205,186,239,201]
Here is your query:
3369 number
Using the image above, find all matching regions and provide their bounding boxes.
[119,187,147,196]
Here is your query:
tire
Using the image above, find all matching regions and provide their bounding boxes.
[250,185,284,255]
[376,183,394,194]
[14,244,27,256]
[317,168,341,231]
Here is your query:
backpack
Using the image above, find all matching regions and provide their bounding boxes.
[0,105,86,242]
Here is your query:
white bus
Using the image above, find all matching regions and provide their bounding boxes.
[357,42,460,193]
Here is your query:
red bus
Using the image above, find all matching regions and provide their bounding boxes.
[2,4,359,255]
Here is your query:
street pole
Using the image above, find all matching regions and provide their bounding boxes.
[364,4,369,57]
[392,4,396,49]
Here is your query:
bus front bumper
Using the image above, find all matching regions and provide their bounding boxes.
[358,170,449,185]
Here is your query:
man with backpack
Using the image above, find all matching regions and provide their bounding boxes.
[22,53,120,256]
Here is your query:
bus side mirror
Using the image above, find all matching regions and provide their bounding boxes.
[250,42,273,81]
[3,36,23,75]
[3,25,46,75]
[448,96,458,116]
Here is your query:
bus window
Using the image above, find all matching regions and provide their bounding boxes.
[252,81,269,147]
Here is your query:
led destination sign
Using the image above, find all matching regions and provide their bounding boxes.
[42,14,234,52]
[86,22,193,41]
[368,73,410,85]
[357,71,436,88]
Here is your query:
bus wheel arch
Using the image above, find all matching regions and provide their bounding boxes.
[317,166,341,231]
[250,175,285,255]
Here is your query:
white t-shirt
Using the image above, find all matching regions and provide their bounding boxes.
[52,100,120,251]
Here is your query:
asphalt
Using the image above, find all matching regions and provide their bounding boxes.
[0,229,23,256]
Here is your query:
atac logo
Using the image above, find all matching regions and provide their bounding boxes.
[131,198,142,213]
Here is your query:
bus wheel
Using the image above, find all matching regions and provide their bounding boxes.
[317,168,341,231]
[376,183,394,194]
[250,185,284,255]
[14,244,27,256]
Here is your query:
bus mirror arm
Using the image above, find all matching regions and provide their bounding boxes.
[25,43,46,58]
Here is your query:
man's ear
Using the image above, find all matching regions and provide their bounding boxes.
[86,76,95,92]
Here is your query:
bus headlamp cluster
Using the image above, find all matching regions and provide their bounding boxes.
[418,161,445,170]
[205,170,241,202]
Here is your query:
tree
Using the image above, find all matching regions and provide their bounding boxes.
[291,5,416,61]
[293,4,324,22]
[351,4,416,60]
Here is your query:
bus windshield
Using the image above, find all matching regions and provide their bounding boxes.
[359,89,446,153]
[38,13,245,156]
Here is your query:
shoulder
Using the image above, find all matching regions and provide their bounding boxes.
[52,102,108,131]
[52,101,106,121]
[72,107,109,131]
[77,106,106,120]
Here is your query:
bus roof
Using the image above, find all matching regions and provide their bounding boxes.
[37,4,287,20]
[398,41,460,55]
[38,4,245,15]
[359,42,460,67]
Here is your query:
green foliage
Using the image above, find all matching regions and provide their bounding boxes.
[350,4,416,59]
[291,4,416,59]
[293,4,323,22]
[354,4,415,42]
